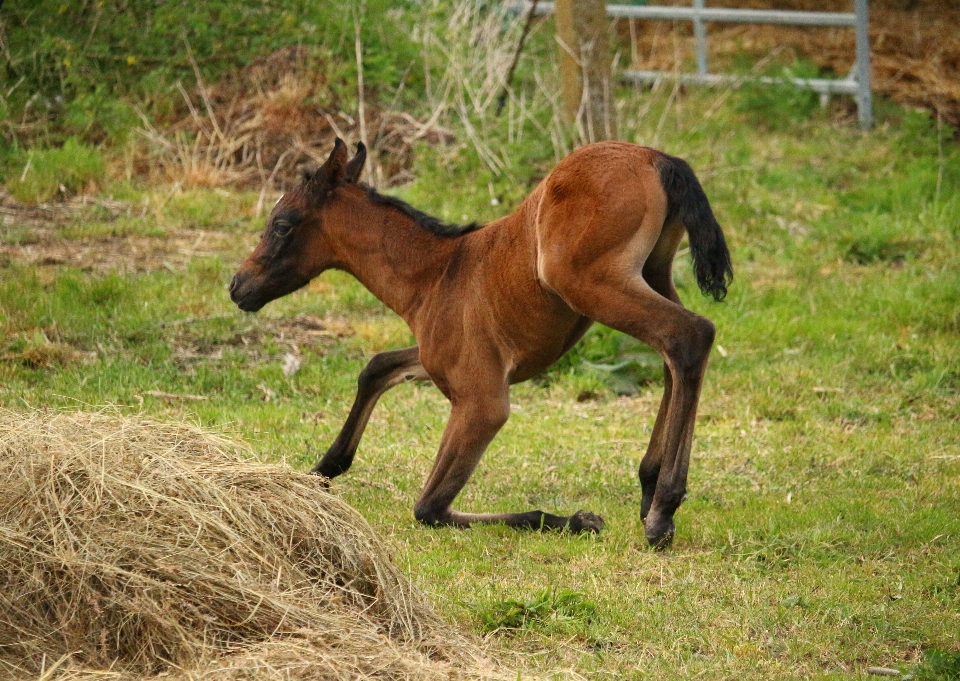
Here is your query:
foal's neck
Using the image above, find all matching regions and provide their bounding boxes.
[328,186,464,322]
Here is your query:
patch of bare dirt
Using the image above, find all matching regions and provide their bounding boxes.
[271,313,356,347]
[0,190,247,273]
[1,227,243,274]
[193,313,354,355]
[0,191,128,234]
[165,313,356,370]
[1,314,356,377]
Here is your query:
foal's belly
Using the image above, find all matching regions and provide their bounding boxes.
[509,313,593,384]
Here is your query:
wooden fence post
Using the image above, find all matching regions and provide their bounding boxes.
[555,0,617,142]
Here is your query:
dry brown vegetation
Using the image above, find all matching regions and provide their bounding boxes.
[138,47,454,192]
[0,410,511,681]
[625,0,960,128]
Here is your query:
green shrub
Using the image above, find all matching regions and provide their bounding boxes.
[63,90,139,144]
[0,0,423,147]
[5,138,105,204]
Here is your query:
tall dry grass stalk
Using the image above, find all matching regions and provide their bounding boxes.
[412,0,574,173]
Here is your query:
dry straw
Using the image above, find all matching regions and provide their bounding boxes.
[0,410,510,681]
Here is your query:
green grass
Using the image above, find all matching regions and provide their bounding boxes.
[1,72,959,681]
[4,137,105,204]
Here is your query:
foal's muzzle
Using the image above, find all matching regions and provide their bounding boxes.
[229,270,267,312]
[230,265,311,313]
[228,272,241,298]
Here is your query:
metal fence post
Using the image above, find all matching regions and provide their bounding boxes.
[693,0,708,76]
[854,0,872,128]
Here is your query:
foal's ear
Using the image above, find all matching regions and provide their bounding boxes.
[343,142,366,184]
[309,138,349,192]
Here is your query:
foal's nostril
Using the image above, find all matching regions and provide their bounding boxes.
[228,273,240,296]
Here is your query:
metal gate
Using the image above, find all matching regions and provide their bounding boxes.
[519,1,873,127]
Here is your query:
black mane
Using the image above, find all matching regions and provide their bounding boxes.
[363,186,483,238]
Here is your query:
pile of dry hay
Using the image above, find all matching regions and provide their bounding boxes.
[0,410,507,681]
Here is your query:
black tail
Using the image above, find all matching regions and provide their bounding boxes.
[655,153,733,301]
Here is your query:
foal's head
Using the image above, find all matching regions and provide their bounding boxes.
[229,139,366,312]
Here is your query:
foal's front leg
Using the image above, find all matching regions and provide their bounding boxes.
[413,384,604,533]
[313,346,428,479]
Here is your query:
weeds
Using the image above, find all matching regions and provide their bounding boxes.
[475,588,596,633]
[914,650,960,681]
[4,138,105,204]
[544,326,663,395]
[733,58,822,130]
[2,330,84,369]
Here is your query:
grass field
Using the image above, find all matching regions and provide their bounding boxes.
[2,53,960,681]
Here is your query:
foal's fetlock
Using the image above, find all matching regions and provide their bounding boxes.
[640,493,655,522]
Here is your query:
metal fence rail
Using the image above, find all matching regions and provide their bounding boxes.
[518,0,872,127]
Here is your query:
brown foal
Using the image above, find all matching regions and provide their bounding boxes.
[230,138,732,547]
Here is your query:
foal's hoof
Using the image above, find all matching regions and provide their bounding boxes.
[309,468,333,489]
[644,514,676,550]
[567,510,605,534]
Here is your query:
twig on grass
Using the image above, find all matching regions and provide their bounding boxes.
[143,390,208,401]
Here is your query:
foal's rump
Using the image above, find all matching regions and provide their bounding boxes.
[533,142,731,304]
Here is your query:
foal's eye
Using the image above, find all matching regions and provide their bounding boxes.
[273,220,293,237]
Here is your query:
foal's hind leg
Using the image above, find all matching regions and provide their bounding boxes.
[548,271,714,547]
[638,222,686,523]
[413,375,604,533]
[639,366,673,522]
[312,346,428,478]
